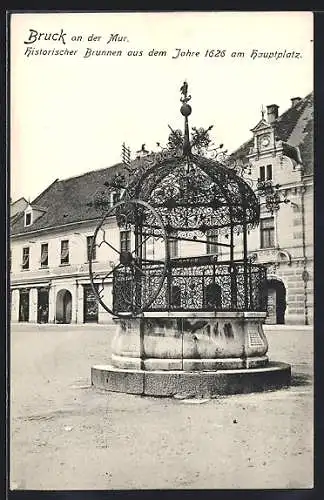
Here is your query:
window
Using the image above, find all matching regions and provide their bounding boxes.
[87,236,96,261]
[206,230,218,255]
[22,247,30,270]
[25,212,32,226]
[60,240,69,264]
[259,165,272,182]
[120,230,131,253]
[168,236,178,259]
[260,217,275,248]
[40,243,48,268]
[110,191,120,207]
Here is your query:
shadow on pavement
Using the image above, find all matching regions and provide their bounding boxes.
[291,372,313,387]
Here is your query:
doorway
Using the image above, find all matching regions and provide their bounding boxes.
[265,279,286,324]
[37,287,49,323]
[19,289,30,322]
[56,289,72,324]
[83,285,98,323]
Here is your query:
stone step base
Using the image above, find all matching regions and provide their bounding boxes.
[91,362,291,397]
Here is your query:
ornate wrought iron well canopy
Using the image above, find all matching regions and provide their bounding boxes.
[89,82,266,317]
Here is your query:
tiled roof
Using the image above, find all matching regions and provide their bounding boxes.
[10,197,28,220]
[10,212,23,225]
[11,164,124,235]
[231,92,313,175]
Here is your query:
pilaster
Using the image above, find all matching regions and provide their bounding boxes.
[11,289,20,322]
[29,288,38,323]
[48,284,56,323]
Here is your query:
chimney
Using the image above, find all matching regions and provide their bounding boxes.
[266,104,279,123]
[291,97,301,107]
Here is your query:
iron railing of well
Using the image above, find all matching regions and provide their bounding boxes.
[112,256,268,314]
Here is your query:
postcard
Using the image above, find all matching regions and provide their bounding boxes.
[10,11,313,490]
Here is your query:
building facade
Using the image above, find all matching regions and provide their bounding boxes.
[10,93,313,325]
[230,94,313,325]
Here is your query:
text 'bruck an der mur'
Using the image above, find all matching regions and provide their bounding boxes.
[23,29,302,60]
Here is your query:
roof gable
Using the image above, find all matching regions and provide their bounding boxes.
[250,118,271,133]
[10,197,29,218]
[231,92,313,175]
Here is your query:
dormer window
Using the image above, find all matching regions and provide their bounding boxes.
[25,211,32,227]
[23,204,46,227]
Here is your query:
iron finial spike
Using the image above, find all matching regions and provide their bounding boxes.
[261,105,266,120]
[183,116,191,155]
[179,81,192,155]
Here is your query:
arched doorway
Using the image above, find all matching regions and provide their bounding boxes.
[56,289,72,324]
[265,279,286,324]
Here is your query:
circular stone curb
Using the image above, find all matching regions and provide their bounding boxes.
[91,362,291,397]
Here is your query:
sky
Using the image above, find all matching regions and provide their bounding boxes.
[10,11,313,203]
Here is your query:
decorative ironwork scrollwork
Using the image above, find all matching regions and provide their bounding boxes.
[114,259,267,314]
[88,81,269,318]
[256,180,290,214]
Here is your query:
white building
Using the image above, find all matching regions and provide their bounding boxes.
[231,94,313,325]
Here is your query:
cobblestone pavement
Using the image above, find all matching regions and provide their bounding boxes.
[10,324,313,490]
